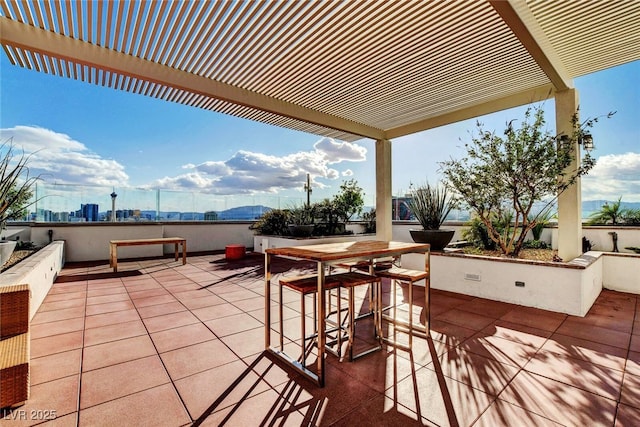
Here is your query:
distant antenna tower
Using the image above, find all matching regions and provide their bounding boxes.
[304,173,312,207]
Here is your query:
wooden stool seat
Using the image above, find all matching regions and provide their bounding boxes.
[280,274,341,293]
[376,267,429,282]
[278,274,343,368]
[330,272,382,361]
[376,267,430,348]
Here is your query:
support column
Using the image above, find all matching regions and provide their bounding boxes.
[556,89,582,261]
[375,139,393,241]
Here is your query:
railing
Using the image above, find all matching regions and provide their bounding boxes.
[3,220,639,264]
[27,182,316,222]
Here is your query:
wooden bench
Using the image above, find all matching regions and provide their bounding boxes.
[109,237,187,272]
[1,284,30,408]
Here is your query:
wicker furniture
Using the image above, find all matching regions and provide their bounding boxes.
[0,284,30,409]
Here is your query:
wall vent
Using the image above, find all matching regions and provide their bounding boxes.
[464,273,481,281]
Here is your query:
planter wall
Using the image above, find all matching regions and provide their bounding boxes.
[0,241,17,267]
[400,250,609,316]
[601,252,640,294]
[0,241,65,321]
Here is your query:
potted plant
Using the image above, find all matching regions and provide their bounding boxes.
[1,139,39,267]
[249,209,289,236]
[287,204,316,237]
[406,181,455,250]
[315,179,365,236]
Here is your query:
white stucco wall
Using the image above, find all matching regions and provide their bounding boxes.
[400,251,604,316]
[0,241,64,320]
[25,222,256,262]
[601,252,640,294]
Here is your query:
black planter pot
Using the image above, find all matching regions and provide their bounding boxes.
[409,229,455,251]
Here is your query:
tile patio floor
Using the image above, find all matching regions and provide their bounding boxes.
[2,252,639,426]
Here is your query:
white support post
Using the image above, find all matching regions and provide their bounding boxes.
[556,89,582,261]
[375,139,393,241]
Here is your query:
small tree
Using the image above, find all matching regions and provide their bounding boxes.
[441,105,611,257]
[587,197,624,225]
[1,139,39,233]
[332,179,365,224]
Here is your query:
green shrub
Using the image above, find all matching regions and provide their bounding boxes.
[249,209,290,236]
[361,208,376,234]
[529,208,555,240]
[523,239,549,249]
[621,208,640,225]
[462,217,496,250]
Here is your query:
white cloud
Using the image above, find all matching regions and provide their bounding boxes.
[146,139,368,195]
[314,137,367,163]
[1,125,129,186]
[1,127,367,196]
[582,152,640,202]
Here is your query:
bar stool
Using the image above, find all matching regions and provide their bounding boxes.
[376,266,430,348]
[278,274,343,368]
[331,271,382,361]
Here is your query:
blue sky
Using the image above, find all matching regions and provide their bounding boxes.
[1,53,639,212]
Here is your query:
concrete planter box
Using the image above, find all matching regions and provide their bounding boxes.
[0,240,17,267]
[0,241,65,320]
[400,250,639,317]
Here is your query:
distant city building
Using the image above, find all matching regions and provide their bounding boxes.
[391,197,412,221]
[52,211,69,222]
[80,204,99,222]
[35,208,53,222]
[204,211,219,221]
[179,212,203,221]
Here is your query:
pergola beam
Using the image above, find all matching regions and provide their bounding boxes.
[0,17,385,141]
[385,84,555,139]
[489,0,573,91]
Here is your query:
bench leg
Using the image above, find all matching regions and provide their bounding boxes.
[182,241,187,265]
[111,245,118,272]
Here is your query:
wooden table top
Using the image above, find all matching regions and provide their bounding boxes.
[265,240,430,262]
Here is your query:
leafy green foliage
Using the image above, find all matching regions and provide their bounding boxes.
[441,105,609,256]
[251,179,366,236]
[462,212,515,251]
[461,216,496,250]
[406,181,454,230]
[16,240,37,250]
[621,208,640,225]
[332,179,365,224]
[588,197,624,225]
[315,198,343,235]
[287,204,315,225]
[529,208,555,241]
[248,209,289,235]
[361,208,376,234]
[523,239,549,249]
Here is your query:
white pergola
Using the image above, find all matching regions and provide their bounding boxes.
[1,0,639,260]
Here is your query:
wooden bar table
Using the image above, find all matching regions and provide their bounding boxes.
[264,240,430,387]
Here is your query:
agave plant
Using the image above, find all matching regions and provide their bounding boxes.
[406,181,454,230]
[0,139,39,231]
